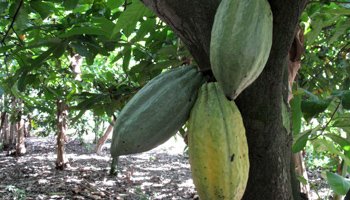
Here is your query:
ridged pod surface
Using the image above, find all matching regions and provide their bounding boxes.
[210,0,273,100]
[110,65,204,158]
[188,82,249,200]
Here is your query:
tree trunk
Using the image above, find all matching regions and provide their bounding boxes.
[1,113,10,147]
[94,118,116,155]
[141,0,308,199]
[56,99,68,170]
[16,118,26,155]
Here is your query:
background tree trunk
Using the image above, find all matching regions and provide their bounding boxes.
[94,118,116,155]
[141,0,308,199]
[16,118,26,155]
[56,99,68,170]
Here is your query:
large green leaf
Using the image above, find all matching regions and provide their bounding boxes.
[328,21,350,45]
[305,18,324,45]
[312,138,350,167]
[325,134,350,159]
[301,98,332,122]
[30,1,54,19]
[112,1,152,37]
[292,130,312,153]
[324,8,350,15]
[326,171,350,195]
[63,0,78,10]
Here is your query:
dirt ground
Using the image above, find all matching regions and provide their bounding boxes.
[0,135,331,200]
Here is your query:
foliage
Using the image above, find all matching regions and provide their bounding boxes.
[291,0,350,196]
[0,0,190,138]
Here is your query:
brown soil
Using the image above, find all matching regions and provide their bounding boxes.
[0,135,197,200]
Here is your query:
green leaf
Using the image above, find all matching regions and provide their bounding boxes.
[153,60,184,71]
[0,2,9,14]
[301,98,332,122]
[112,1,150,37]
[306,18,324,45]
[30,1,53,19]
[342,91,350,110]
[63,0,78,10]
[16,4,28,30]
[325,134,350,158]
[0,86,4,96]
[290,87,303,136]
[129,61,153,74]
[29,45,62,71]
[326,171,350,195]
[105,71,115,82]
[59,27,111,38]
[328,21,350,45]
[71,109,87,125]
[132,18,156,42]
[324,8,350,15]
[312,138,350,167]
[70,43,92,60]
[300,12,309,22]
[75,94,107,110]
[292,130,312,153]
[122,46,132,73]
[105,0,124,10]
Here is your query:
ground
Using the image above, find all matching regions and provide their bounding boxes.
[0,134,332,200]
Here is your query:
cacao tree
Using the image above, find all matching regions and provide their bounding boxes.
[139,0,308,199]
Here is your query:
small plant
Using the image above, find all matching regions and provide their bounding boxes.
[135,187,154,200]
[6,185,26,200]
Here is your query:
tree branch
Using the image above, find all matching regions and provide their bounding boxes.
[0,0,24,45]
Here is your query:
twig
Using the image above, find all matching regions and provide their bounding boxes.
[320,101,341,135]
[0,0,24,45]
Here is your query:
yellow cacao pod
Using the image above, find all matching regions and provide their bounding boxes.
[188,82,249,200]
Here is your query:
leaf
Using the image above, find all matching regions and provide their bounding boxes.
[301,98,332,122]
[122,46,132,73]
[326,171,350,195]
[342,91,350,110]
[59,27,111,38]
[105,71,115,82]
[153,60,184,71]
[292,130,312,153]
[324,8,350,15]
[306,18,324,45]
[325,134,350,158]
[311,138,350,167]
[29,45,62,71]
[290,87,303,136]
[129,61,153,74]
[63,0,78,10]
[328,21,350,45]
[16,3,28,30]
[71,109,87,125]
[0,86,4,96]
[0,2,9,14]
[70,43,92,60]
[112,1,150,37]
[75,94,107,110]
[30,1,53,19]
[132,18,156,42]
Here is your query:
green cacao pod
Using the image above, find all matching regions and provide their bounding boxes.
[188,82,249,200]
[110,65,204,158]
[210,0,273,100]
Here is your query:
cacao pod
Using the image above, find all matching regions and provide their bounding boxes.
[110,65,204,158]
[188,82,249,200]
[210,0,273,100]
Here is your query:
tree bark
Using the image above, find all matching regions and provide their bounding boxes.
[16,118,26,155]
[141,0,308,199]
[56,99,68,170]
[94,118,116,155]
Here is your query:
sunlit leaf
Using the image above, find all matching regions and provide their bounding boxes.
[290,87,303,136]
[326,171,350,195]
[312,138,350,167]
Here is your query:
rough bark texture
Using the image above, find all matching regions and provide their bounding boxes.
[140,0,308,199]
